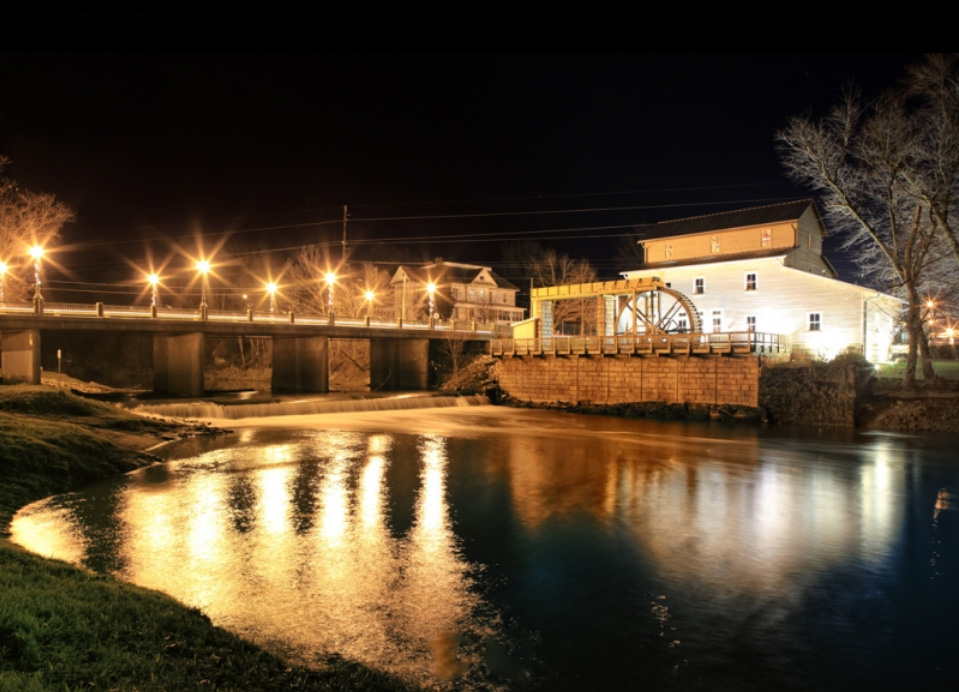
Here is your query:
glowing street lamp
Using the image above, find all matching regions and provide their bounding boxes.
[266,281,277,317]
[426,281,436,325]
[325,272,336,315]
[147,273,160,307]
[196,259,210,308]
[0,260,7,304]
[29,245,44,302]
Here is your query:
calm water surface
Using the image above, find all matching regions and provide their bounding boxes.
[11,406,959,691]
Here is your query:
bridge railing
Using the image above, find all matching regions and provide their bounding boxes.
[490,332,791,356]
[0,300,511,335]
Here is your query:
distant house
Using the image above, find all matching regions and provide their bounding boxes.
[619,199,902,361]
[390,259,525,325]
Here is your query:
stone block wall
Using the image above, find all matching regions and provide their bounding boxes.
[496,354,759,407]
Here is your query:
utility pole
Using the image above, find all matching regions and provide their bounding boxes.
[341,204,349,264]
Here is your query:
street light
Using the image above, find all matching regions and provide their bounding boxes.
[147,273,160,307]
[0,260,7,304]
[196,259,210,308]
[426,281,436,327]
[364,289,375,325]
[29,245,44,302]
[325,272,336,315]
[266,281,277,317]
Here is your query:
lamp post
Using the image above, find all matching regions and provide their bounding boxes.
[29,245,44,313]
[196,260,210,308]
[364,289,374,325]
[0,260,7,305]
[427,281,436,328]
[325,272,336,324]
[266,281,277,318]
[29,245,44,300]
[147,273,159,307]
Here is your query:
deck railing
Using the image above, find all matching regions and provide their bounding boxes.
[490,332,790,357]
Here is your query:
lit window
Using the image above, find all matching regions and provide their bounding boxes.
[665,243,673,258]
[694,277,705,295]
[761,228,771,247]
[809,312,822,331]
[710,235,720,253]
[746,315,756,332]
[745,272,757,291]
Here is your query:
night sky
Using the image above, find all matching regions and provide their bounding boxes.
[0,53,923,299]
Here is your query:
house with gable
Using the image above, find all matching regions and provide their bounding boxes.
[619,199,902,361]
[390,259,525,325]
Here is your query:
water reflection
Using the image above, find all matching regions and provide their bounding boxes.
[14,429,488,686]
[10,410,959,690]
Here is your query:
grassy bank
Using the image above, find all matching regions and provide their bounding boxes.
[0,385,417,692]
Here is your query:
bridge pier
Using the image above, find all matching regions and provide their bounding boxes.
[1,329,42,384]
[154,333,204,397]
[370,338,429,390]
[272,336,329,393]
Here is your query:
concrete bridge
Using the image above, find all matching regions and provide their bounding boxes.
[0,301,499,396]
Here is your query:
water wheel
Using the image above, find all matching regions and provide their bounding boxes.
[615,286,702,335]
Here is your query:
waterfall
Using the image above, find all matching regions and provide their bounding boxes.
[132,393,491,421]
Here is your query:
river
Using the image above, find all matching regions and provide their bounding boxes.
[10,399,959,691]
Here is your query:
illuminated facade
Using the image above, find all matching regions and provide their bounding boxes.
[621,200,902,361]
[390,259,525,324]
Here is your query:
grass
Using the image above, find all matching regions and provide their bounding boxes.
[873,359,959,380]
[0,385,418,692]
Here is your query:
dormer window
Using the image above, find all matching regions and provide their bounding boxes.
[665,243,673,258]
[710,236,720,253]
[761,228,771,247]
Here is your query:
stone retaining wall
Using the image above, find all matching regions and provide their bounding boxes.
[496,355,760,407]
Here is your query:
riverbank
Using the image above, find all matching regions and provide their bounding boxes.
[0,385,418,692]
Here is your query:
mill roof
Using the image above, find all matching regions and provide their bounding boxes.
[636,199,819,242]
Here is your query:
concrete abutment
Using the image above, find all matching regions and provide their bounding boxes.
[0,329,42,384]
[153,333,205,397]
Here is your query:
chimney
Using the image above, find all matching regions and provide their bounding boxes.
[434,257,444,266]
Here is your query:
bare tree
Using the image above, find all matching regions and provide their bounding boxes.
[777,54,959,387]
[0,157,74,299]
[511,244,596,335]
[286,246,393,320]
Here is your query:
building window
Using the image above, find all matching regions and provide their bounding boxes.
[745,272,757,291]
[809,312,822,331]
[468,288,475,301]
[665,243,673,258]
[761,228,771,247]
[694,277,705,295]
[710,235,720,253]
[677,313,689,333]
[746,315,756,332]
[711,309,723,333]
